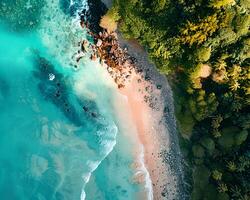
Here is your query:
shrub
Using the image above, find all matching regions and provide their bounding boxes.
[100,6,120,32]
[195,46,212,62]
[209,0,235,9]
[192,166,211,199]
[218,127,241,149]
[200,137,215,155]
[234,130,248,145]
[192,145,205,158]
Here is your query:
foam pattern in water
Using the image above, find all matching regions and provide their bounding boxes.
[0,0,156,199]
[0,0,120,199]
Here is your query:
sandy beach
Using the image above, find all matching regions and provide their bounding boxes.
[116,67,179,200]
[84,0,186,198]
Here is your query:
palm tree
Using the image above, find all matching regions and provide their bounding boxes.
[229,65,242,80]
[212,170,222,181]
[226,161,237,172]
[229,80,240,91]
[212,129,221,138]
[218,183,228,193]
[215,60,227,71]
[212,115,223,129]
[230,186,242,199]
[231,100,242,112]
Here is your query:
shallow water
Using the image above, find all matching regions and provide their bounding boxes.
[0,0,148,199]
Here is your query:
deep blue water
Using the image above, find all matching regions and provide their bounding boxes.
[0,0,144,199]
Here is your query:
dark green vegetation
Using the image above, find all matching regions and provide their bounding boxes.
[110,0,250,199]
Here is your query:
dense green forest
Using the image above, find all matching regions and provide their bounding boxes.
[107,0,250,199]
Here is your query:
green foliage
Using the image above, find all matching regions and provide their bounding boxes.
[236,113,250,129]
[218,127,241,149]
[209,0,235,9]
[230,186,248,200]
[188,91,218,121]
[217,193,230,200]
[211,115,223,138]
[194,158,204,165]
[218,183,228,193]
[200,137,215,155]
[191,166,211,199]
[180,14,219,46]
[211,115,223,130]
[202,184,221,200]
[239,0,250,9]
[189,64,203,89]
[212,169,222,181]
[106,6,120,21]
[234,14,250,36]
[195,46,212,62]
[212,129,222,138]
[177,107,196,139]
[226,161,237,172]
[237,156,250,172]
[217,28,237,46]
[151,0,170,13]
[234,130,248,145]
[235,38,250,62]
[227,65,246,91]
[192,144,205,158]
[212,57,228,83]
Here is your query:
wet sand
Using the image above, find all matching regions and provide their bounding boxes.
[117,69,178,200]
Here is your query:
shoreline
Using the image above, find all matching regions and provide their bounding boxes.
[84,0,186,199]
[115,32,187,199]
[118,69,177,199]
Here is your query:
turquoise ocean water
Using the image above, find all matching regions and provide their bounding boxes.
[0,0,146,199]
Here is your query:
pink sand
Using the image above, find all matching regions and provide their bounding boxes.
[113,70,175,200]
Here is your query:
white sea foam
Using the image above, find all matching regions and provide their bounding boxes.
[137,144,154,200]
[37,1,154,199]
[38,115,118,200]
[80,124,117,200]
[38,1,119,197]
[113,91,154,200]
[38,0,89,68]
